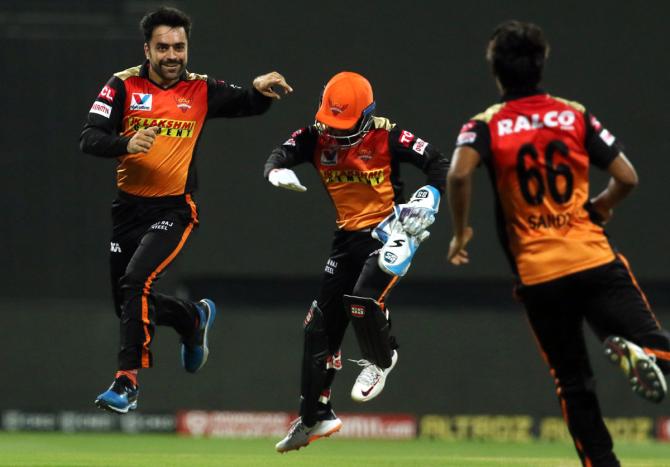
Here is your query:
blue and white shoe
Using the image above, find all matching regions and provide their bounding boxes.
[94,376,139,414]
[181,299,217,373]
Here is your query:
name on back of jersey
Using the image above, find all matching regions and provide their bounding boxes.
[497,110,576,136]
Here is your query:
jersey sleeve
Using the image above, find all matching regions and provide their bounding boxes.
[206,77,272,118]
[454,119,491,163]
[79,76,130,158]
[583,111,623,169]
[263,126,319,178]
[388,127,449,194]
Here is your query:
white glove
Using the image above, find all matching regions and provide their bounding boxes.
[398,185,441,236]
[399,206,435,236]
[268,168,306,192]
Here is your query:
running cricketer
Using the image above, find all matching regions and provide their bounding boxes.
[447,20,670,467]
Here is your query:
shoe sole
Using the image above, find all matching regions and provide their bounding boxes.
[185,299,217,373]
[94,398,138,414]
[351,351,398,403]
[276,421,343,453]
[604,336,666,403]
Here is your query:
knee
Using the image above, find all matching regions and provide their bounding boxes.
[351,285,376,300]
[304,301,329,358]
[556,374,597,402]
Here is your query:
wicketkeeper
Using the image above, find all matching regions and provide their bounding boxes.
[265,71,449,452]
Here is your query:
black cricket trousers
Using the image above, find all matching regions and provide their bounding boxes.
[109,191,200,370]
[519,254,670,467]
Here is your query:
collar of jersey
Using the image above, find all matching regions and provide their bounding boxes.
[501,87,544,102]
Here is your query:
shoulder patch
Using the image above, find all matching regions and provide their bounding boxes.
[471,103,505,123]
[550,96,586,113]
[371,116,396,131]
[186,71,208,81]
[113,66,141,81]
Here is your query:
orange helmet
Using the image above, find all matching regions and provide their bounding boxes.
[315,71,376,146]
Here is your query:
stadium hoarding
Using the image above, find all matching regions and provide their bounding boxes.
[657,417,670,442]
[420,415,657,443]
[1,410,662,443]
[176,410,417,439]
[1,410,176,433]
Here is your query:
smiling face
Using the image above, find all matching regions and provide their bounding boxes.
[144,25,188,87]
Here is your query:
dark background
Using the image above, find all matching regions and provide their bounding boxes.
[1,0,669,416]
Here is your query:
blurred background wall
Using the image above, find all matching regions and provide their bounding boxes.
[1,0,669,416]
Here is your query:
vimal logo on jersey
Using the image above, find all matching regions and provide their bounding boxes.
[130,93,153,111]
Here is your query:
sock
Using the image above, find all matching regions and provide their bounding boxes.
[318,389,331,405]
[115,369,138,387]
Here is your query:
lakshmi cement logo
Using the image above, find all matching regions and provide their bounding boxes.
[320,169,385,186]
[126,117,196,138]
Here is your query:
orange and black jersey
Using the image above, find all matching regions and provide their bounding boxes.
[456,90,624,285]
[80,61,272,198]
[265,117,448,231]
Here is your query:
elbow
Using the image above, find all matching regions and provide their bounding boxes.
[79,135,90,154]
[79,129,95,154]
[447,169,470,187]
[622,171,639,189]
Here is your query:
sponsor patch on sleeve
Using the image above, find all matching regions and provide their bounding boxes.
[89,101,112,118]
[599,128,616,146]
[283,138,296,146]
[412,138,428,155]
[399,130,415,147]
[590,114,603,131]
[98,85,115,102]
[456,131,477,145]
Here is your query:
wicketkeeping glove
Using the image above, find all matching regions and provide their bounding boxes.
[398,185,441,236]
[399,207,435,236]
[268,168,307,192]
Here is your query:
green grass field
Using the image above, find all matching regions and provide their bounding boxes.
[1,434,670,467]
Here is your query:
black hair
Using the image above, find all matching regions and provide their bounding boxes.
[140,6,192,42]
[486,20,549,91]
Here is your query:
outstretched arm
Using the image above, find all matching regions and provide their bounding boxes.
[263,127,317,193]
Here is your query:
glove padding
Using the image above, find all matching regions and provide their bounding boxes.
[372,185,440,277]
[268,168,306,192]
[372,206,431,277]
[399,207,435,236]
[398,185,440,236]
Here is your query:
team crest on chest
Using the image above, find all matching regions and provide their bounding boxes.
[175,96,192,113]
[357,147,373,161]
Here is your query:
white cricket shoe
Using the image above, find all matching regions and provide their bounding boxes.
[350,350,398,402]
[604,336,667,403]
[275,412,342,453]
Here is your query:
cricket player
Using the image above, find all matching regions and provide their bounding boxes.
[79,6,292,414]
[447,20,670,467]
[265,71,448,452]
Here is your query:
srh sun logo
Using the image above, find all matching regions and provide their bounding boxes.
[329,99,348,115]
[175,96,192,113]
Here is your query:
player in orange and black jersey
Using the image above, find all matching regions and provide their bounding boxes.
[447,21,670,467]
[266,72,448,452]
[79,6,292,414]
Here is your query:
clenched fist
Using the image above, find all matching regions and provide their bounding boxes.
[127,126,160,154]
